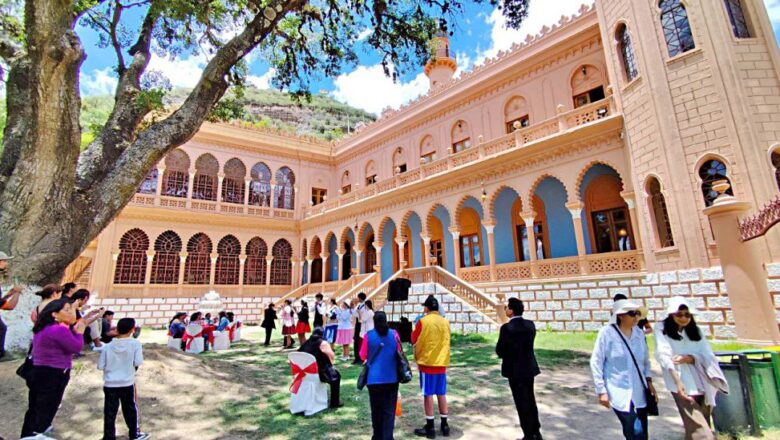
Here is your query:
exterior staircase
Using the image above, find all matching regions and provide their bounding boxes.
[274,273,373,308]
[365,266,508,326]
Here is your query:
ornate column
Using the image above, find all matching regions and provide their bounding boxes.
[238,254,247,285]
[566,202,589,275]
[422,237,431,267]
[373,242,383,276]
[306,257,313,285]
[621,191,642,251]
[155,164,166,205]
[186,169,195,208]
[270,180,278,210]
[484,223,497,281]
[265,255,273,296]
[354,247,363,274]
[396,237,407,269]
[209,252,218,286]
[216,172,225,209]
[320,253,329,294]
[144,250,155,286]
[336,251,345,286]
[244,178,252,206]
[449,228,461,275]
[521,211,538,279]
[110,251,120,296]
[178,252,187,285]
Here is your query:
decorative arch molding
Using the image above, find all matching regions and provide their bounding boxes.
[309,236,323,258]
[570,63,607,97]
[528,173,569,204]
[377,216,399,242]
[301,238,308,259]
[488,185,523,221]
[423,203,453,237]
[338,226,354,252]
[399,210,423,232]
[357,222,374,250]
[453,194,486,227]
[323,231,337,255]
[574,160,627,202]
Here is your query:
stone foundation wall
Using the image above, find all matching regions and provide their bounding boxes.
[479,263,780,339]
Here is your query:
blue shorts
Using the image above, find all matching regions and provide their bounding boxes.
[419,372,447,397]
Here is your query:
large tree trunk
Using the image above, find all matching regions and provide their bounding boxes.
[0,0,85,284]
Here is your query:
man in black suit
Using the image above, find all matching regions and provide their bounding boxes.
[496,298,543,440]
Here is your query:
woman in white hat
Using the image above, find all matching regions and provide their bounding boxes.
[590,299,656,440]
[654,297,723,440]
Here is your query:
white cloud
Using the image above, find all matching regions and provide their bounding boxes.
[477,1,588,64]
[81,67,118,96]
[332,64,428,115]
[357,28,373,41]
[247,68,276,89]
[147,53,208,89]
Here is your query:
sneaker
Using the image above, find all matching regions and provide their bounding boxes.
[414,426,436,439]
[440,422,450,437]
[133,432,151,440]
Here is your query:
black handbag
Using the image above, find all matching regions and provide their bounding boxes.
[357,341,384,391]
[396,335,413,384]
[612,325,659,416]
[16,344,33,381]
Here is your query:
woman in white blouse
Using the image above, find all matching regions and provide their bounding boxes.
[654,297,721,440]
[590,299,656,440]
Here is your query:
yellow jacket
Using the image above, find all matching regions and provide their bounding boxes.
[413,312,451,367]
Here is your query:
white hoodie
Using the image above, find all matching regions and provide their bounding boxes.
[97,337,144,388]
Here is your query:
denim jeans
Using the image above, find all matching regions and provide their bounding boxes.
[613,403,648,440]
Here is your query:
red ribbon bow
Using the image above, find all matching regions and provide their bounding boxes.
[289,361,318,394]
[228,325,235,342]
[183,331,203,350]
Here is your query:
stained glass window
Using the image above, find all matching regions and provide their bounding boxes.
[150,231,182,284]
[724,0,751,38]
[699,159,733,206]
[659,0,696,57]
[618,25,639,82]
[114,229,149,284]
[184,233,212,284]
[271,239,293,285]
[215,235,241,285]
[244,237,268,285]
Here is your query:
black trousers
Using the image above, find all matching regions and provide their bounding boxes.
[368,383,399,440]
[509,377,542,439]
[353,322,362,361]
[0,316,7,353]
[324,368,341,408]
[264,327,273,345]
[21,366,71,438]
[103,385,139,440]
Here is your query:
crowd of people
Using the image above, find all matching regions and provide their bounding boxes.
[167,309,240,351]
[0,247,729,440]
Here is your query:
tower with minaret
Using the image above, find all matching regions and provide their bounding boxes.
[424,30,457,90]
[594,0,780,271]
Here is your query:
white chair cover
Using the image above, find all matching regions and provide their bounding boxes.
[232,322,242,342]
[185,323,204,354]
[167,336,183,351]
[288,352,328,416]
[213,330,231,351]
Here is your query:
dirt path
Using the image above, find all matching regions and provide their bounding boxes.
[0,329,739,440]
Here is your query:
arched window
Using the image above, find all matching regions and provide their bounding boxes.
[162,149,190,198]
[137,167,158,194]
[271,239,293,285]
[504,96,530,133]
[659,0,695,57]
[646,178,675,248]
[193,154,219,201]
[772,150,780,190]
[150,231,182,284]
[451,120,471,153]
[244,237,268,285]
[724,0,751,38]
[184,233,212,284]
[222,158,246,204]
[275,167,296,210]
[617,25,639,82]
[341,171,351,194]
[393,148,407,175]
[365,161,377,186]
[249,162,272,206]
[114,229,149,284]
[699,159,733,206]
[215,235,241,285]
[572,65,606,108]
[420,135,437,164]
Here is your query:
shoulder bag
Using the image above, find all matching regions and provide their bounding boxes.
[16,344,34,382]
[357,340,384,391]
[395,330,413,384]
[611,324,659,416]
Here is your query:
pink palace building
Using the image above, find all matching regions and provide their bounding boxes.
[73,0,780,341]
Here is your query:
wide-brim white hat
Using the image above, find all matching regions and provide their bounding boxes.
[609,299,643,324]
[0,251,13,261]
[666,296,698,316]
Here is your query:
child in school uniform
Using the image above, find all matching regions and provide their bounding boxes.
[97,317,150,440]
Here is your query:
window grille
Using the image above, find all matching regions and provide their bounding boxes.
[659,0,696,57]
[618,26,639,81]
[114,229,149,284]
[699,159,733,207]
[249,162,272,206]
[137,168,158,194]
[150,231,182,284]
[244,237,268,285]
[275,167,296,210]
[270,239,293,285]
[724,0,751,38]
[647,179,675,247]
[215,235,241,285]
[184,233,212,284]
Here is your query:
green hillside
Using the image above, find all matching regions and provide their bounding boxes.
[0,86,375,153]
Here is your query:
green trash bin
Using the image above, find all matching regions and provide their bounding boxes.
[743,350,780,429]
[713,352,760,436]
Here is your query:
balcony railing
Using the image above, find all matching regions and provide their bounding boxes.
[457,249,645,284]
[130,193,295,220]
[303,96,615,218]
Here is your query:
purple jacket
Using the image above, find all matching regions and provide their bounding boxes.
[32,323,84,369]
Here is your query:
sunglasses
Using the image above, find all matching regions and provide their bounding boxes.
[623,310,640,317]
[674,312,692,319]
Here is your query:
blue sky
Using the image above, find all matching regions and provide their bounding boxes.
[78,1,780,115]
